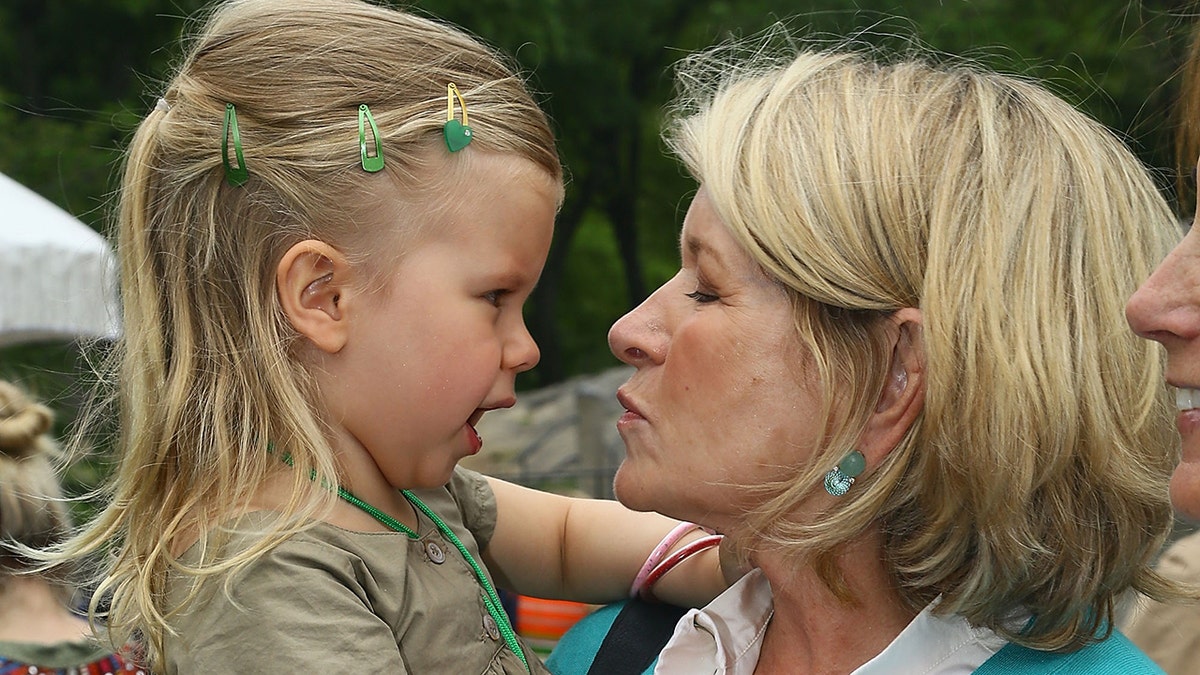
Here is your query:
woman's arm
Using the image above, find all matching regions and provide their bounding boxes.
[481,477,728,608]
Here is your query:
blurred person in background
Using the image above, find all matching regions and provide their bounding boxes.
[0,379,142,673]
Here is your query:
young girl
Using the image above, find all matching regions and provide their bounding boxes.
[48,0,726,672]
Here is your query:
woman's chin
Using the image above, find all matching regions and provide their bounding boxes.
[612,462,668,513]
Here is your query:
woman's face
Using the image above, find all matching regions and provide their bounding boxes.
[1126,184,1200,520]
[607,188,823,530]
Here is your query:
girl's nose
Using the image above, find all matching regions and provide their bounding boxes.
[505,320,541,373]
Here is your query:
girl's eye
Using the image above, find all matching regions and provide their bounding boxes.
[685,290,719,304]
[483,290,509,307]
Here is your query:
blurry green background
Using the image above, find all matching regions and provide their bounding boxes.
[0,1,1194,491]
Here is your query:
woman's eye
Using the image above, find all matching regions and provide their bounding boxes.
[685,290,719,304]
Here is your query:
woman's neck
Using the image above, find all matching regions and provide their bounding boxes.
[0,576,92,645]
[752,531,916,675]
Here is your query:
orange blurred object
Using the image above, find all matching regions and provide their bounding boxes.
[515,595,596,650]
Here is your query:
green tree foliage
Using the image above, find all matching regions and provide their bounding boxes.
[0,0,209,225]
[424,0,1193,385]
[0,0,1192,395]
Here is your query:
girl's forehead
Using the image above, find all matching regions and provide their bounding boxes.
[413,150,560,211]
[338,150,558,274]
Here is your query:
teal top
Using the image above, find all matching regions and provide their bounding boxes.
[547,601,1164,675]
[546,603,646,674]
[974,631,1163,674]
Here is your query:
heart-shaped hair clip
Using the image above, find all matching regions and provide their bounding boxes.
[444,83,473,153]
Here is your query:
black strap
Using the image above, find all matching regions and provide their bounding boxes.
[586,599,688,675]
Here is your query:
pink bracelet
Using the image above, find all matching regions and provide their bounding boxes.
[638,534,724,602]
[629,522,702,599]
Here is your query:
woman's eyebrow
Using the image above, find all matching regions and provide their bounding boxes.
[682,235,727,271]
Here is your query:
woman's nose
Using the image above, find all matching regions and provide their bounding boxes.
[1126,228,1200,344]
[608,289,669,366]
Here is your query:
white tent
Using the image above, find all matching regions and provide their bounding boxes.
[0,172,119,347]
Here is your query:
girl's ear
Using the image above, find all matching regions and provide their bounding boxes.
[276,239,352,354]
[857,307,926,462]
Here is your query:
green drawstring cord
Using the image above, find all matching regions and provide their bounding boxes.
[272,446,529,672]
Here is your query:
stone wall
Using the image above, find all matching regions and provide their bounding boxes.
[461,365,633,498]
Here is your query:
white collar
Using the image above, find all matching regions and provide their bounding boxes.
[855,596,1008,675]
[654,569,1009,674]
[655,568,773,674]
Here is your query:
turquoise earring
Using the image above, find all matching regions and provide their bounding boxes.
[824,450,866,496]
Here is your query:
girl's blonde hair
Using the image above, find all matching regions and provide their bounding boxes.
[0,380,74,599]
[52,0,559,665]
[668,45,1180,651]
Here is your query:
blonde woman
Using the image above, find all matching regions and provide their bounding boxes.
[0,380,141,673]
[553,45,1182,674]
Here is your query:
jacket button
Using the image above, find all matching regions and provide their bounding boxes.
[426,541,446,564]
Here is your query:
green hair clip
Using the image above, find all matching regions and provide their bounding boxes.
[444,83,473,152]
[222,103,249,187]
[358,104,385,173]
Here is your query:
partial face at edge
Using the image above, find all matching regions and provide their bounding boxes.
[1126,166,1200,520]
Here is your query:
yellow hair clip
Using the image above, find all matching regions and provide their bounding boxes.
[444,83,473,152]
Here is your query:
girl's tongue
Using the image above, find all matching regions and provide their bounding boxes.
[466,423,482,454]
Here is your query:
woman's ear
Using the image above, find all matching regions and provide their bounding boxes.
[858,307,926,462]
[276,239,352,354]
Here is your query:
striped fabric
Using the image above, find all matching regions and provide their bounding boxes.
[0,652,144,675]
[515,595,596,657]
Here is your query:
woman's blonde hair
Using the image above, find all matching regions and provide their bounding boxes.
[0,380,74,599]
[667,44,1180,651]
[49,0,559,665]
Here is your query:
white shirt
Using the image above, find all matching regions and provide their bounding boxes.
[654,569,1009,674]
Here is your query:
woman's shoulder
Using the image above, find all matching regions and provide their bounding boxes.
[974,630,1164,674]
